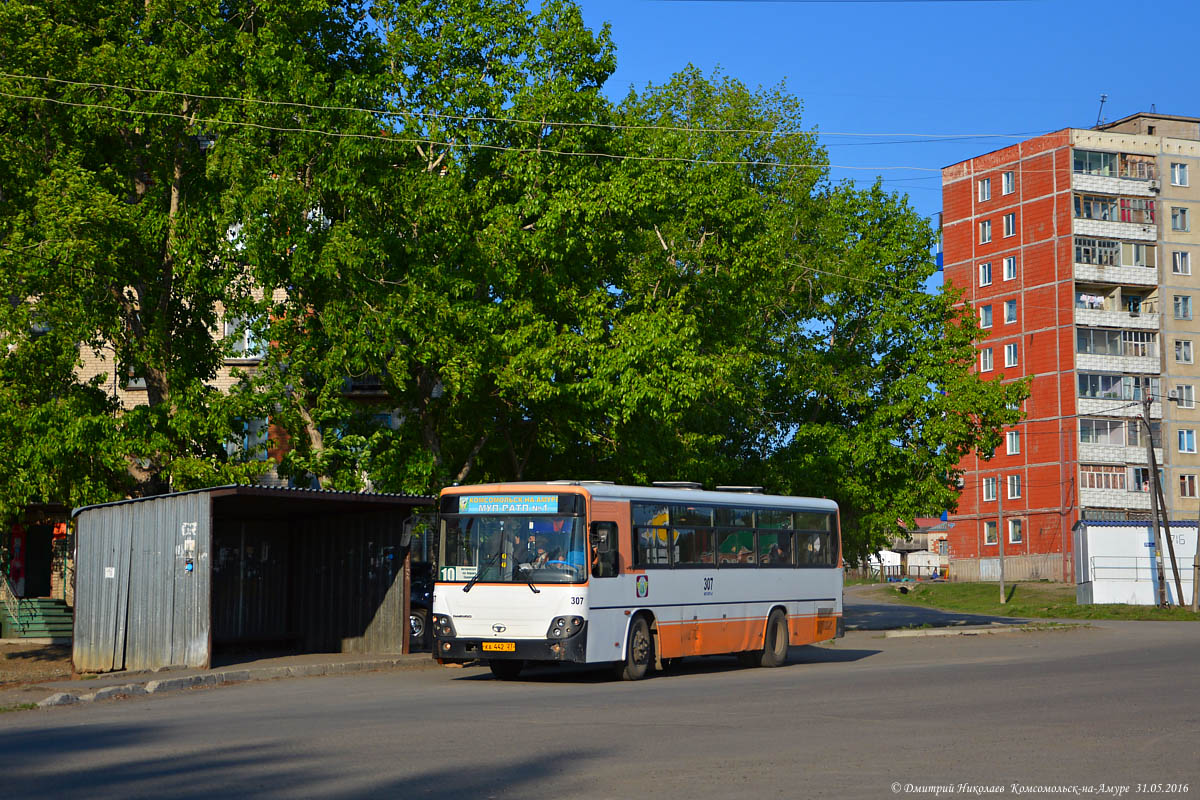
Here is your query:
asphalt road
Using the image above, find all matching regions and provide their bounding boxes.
[3,618,1198,799]
[843,583,1029,630]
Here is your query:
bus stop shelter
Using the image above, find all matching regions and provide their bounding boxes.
[73,485,434,673]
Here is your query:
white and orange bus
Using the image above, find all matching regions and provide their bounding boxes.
[431,481,843,680]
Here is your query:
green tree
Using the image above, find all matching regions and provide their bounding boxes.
[0,0,1021,560]
[0,0,386,510]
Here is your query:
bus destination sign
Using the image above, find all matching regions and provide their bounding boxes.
[462,495,558,514]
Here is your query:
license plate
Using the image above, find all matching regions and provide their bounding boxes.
[482,642,516,652]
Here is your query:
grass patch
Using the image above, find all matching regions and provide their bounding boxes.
[0,702,38,713]
[885,582,1200,621]
[844,576,887,587]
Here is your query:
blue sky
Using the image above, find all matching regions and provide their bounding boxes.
[573,0,1198,223]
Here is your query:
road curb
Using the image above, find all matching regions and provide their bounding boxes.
[884,623,1075,638]
[34,654,437,708]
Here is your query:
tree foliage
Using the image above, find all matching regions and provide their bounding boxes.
[0,0,1024,556]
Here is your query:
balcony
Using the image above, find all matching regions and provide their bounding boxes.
[1073,262,1158,287]
[1079,487,1152,511]
[1074,352,1160,374]
[1073,218,1157,242]
[1076,397,1161,418]
[1077,442,1160,465]
[1071,173,1157,198]
[1073,307,1159,330]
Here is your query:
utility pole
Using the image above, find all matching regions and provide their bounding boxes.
[1143,393,1169,606]
[1149,442,1186,604]
[998,475,1006,604]
[1193,496,1200,613]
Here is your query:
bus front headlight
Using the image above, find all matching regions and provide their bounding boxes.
[546,616,585,638]
[432,614,456,638]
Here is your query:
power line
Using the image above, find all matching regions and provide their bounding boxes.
[0,89,940,174]
[0,71,1044,143]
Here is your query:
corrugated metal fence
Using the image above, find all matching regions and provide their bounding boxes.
[75,493,211,672]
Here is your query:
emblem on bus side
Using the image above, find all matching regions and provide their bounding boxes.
[636,575,649,598]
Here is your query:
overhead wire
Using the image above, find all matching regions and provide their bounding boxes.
[0,71,1046,143]
[0,88,941,174]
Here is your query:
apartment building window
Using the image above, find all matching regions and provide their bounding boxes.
[1119,198,1155,224]
[1075,194,1116,221]
[1123,243,1155,268]
[979,220,992,243]
[1171,163,1190,187]
[1080,464,1126,490]
[226,417,270,461]
[1176,340,1194,364]
[1003,213,1016,237]
[979,305,993,328]
[1179,429,1196,454]
[1007,475,1022,499]
[123,364,147,391]
[1073,150,1116,177]
[1127,419,1161,449]
[1180,475,1198,499]
[980,348,994,372]
[982,477,997,502]
[1174,251,1192,275]
[1078,373,1159,401]
[1008,519,1023,544]
[1006,430,1020,454]
[1131,467,1153,493]
[1002,256,1017,280]
[1175,296,1193,320]
[1122,330,1157,358]
[1075,237,1119,267]
[984,521,998,545]
[1172,207,1191,232]
[1178,385,1195,409]
[1076,327,1121,356]
[978,178,992,201]
[1003,343,1018,367]
[979,262,992,286]
[1080,418,1124,446]
[224,316,266,360]
[1002,171,1015,195]
[1004,299,1017,324]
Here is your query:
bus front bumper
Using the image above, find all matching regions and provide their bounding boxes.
[435,626,588,664]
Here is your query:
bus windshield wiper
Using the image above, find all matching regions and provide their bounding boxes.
[514,563,541,594]
[463,549,503,593]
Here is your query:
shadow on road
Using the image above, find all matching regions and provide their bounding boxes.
[454,642,881,683]
[844,585,1027,631]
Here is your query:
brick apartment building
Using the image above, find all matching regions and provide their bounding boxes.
[941,112,1200,582]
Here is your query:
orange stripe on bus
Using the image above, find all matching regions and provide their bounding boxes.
[653,613,841,659]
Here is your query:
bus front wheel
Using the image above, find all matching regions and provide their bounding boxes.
[616,616,653,681]
[759,610,789,668]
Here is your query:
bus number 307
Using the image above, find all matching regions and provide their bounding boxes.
[571,596,584,605]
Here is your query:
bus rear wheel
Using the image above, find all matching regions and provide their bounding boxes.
[759,610,789,668]
[616,616,653,681]
[489,659,524,681]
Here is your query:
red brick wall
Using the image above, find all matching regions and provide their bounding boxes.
[942,130,1077,581]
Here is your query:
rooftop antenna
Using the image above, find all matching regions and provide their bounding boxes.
[1095,93,1108,127]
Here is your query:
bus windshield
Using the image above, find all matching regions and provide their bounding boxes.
[439,514,587,585]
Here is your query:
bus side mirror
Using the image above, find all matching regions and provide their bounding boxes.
[590,522,614,554]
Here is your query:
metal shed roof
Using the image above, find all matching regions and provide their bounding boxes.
[73,484,436,520]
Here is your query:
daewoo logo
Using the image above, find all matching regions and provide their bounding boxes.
[492,624,507,633]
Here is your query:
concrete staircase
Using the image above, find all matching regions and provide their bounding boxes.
[2,598,74,641]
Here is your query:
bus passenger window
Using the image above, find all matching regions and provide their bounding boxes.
[590,521,618,578]
[760,531,793,567]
